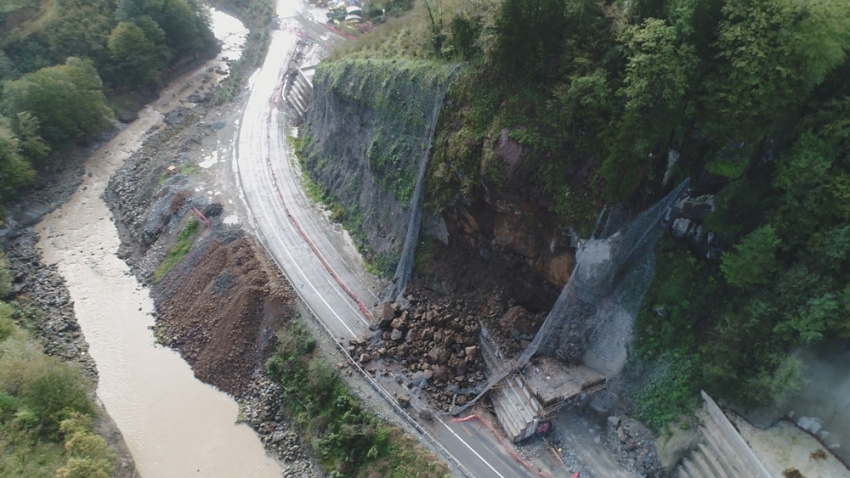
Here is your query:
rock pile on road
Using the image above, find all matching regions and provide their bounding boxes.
[357,291,492,410]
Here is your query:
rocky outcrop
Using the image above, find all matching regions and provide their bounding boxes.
[666,194,724,259]
[445,196,576,290]
[301,60,457,275]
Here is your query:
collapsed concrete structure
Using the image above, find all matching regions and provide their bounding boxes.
[491,359,607,443]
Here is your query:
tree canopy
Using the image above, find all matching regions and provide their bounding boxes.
[0,0,215,213]
[2,58,111,147]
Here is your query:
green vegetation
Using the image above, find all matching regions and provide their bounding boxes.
[179,163,200,176]
[266,321,450,477]
[153,219,200,282]
[310,59,458,206]
[0,0,215,216]
[325,0,850,429]
[0,258,114,477]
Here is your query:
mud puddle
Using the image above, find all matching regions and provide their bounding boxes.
[34,10,282,478]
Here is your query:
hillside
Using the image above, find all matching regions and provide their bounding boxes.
[302,0,850,430]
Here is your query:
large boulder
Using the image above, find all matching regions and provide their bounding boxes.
[499,305,543,339]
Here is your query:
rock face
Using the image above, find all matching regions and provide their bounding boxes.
[437,197,576,297]
[300,60,456,274]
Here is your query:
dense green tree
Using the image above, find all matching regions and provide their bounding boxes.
[2,58,111,147]
[116,0,214,58]
[0,118,35,203]
[492,0,567,79]
[0,51,20,81]
[45,0,116,69]
[13,112,50,166]
[601,18,697,200]
[108,22,166,88]
[720,225,781,289]
[702,0,850,165]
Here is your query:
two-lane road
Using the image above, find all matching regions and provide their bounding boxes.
[233,2,544,477]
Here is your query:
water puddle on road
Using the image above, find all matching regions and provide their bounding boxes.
[35,10,281,478]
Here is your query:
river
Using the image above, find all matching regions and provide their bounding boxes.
[34,10,282,478]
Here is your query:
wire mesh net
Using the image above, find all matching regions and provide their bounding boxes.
[453,179,691,413]
[301,59,459,280]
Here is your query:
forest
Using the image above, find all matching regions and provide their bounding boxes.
[337,0,850,427]
[0,0,216,214]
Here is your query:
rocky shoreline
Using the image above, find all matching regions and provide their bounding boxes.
[0,145,140,477]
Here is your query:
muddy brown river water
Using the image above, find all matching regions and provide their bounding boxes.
[35,11,282,478]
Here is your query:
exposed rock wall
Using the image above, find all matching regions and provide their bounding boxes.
[301,59,457,274]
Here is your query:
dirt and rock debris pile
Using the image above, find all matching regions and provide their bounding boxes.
[608,416,664,477]
[356,284,552,411]
[153,231,296,396]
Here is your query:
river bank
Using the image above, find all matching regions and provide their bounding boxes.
[0,7,297,477]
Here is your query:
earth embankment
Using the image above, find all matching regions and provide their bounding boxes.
[154,232,297,396]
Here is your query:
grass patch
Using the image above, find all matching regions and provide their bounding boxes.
[266,321,450,477]
[153,219,200,283]
[179,163,200,176]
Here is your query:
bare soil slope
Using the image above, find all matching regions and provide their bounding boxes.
[154,232,296,396]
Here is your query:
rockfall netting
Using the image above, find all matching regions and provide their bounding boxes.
[301,59,460,282]
[453,179,691,413]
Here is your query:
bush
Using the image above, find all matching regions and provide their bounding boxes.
[21,361,95,430]
[267,321,448,476]
[0,253,11,299]
[0,309,111,478]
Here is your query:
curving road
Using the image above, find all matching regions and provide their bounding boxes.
[233,1,543,477]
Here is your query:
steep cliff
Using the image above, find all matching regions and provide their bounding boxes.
[300,59,457,275]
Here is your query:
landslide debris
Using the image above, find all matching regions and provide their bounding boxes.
[154,231,296,397]
[358,283,548,411]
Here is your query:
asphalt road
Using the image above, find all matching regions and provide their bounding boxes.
[233,2,545,477]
